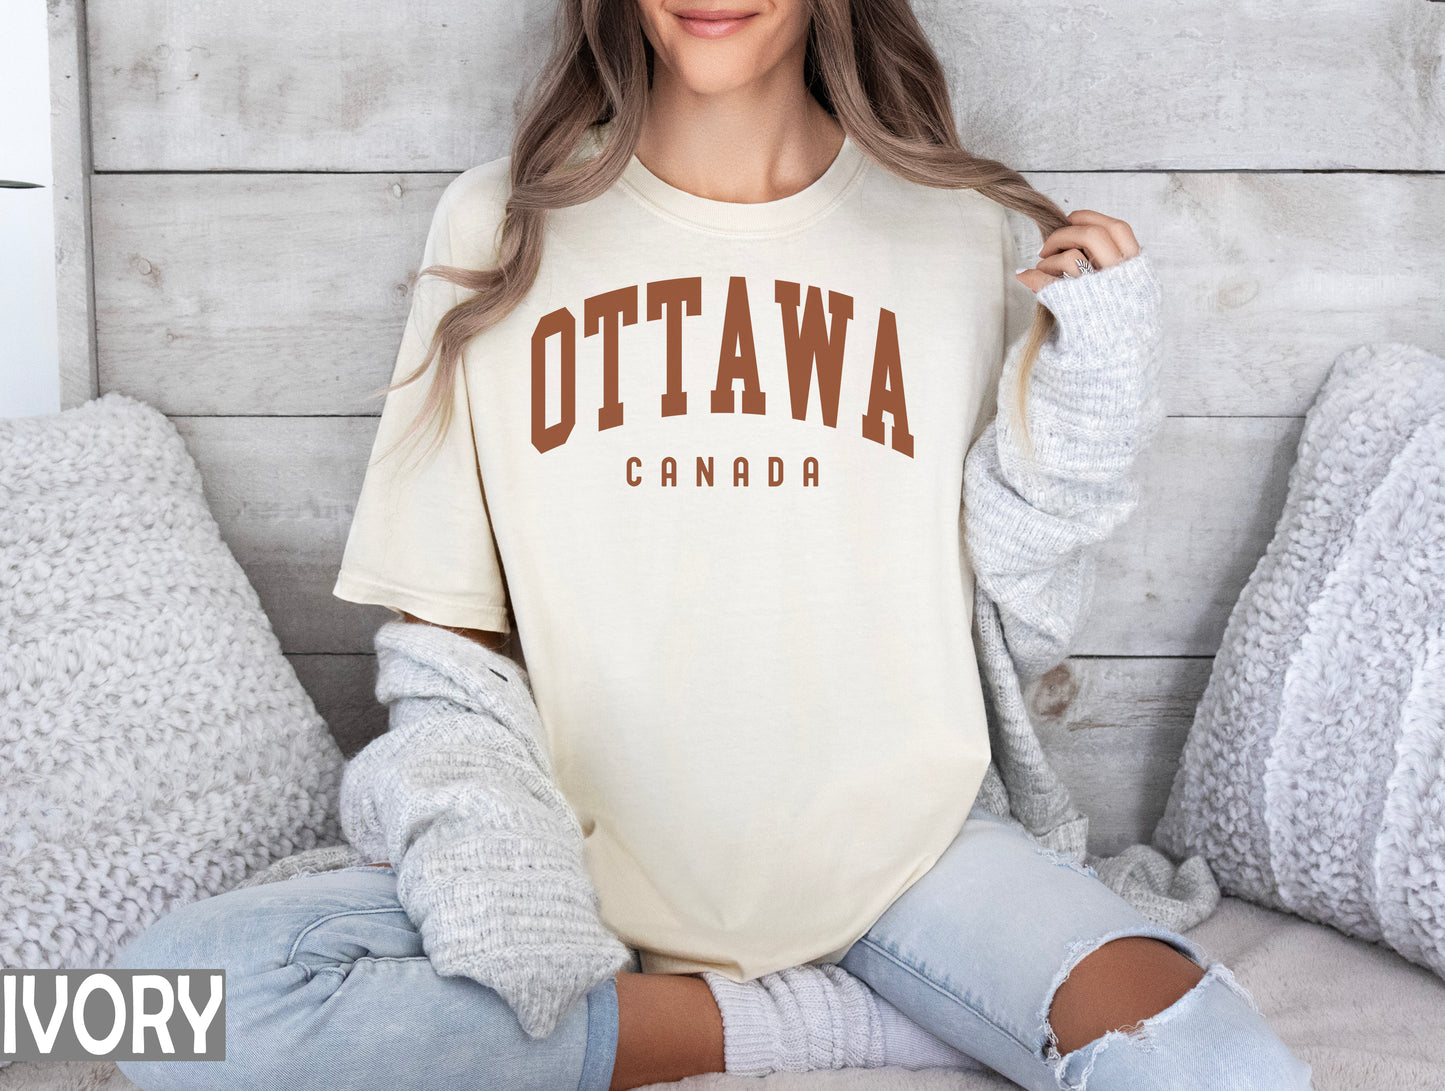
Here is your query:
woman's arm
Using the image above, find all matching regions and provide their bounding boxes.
[963,212,1164,684]
[398,609,511,653]
[340,618,629,1039]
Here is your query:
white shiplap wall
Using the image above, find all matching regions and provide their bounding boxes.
[75,0,1445,850]
[2,0,62,417]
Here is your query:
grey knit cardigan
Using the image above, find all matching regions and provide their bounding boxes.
[963,250,1218,925]
[325,247,1219,1039]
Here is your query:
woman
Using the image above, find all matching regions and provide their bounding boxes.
[114,1,1315,1089]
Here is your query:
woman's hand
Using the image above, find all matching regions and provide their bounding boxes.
[1014,209,1143,294]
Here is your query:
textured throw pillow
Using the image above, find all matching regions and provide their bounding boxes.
[1154,341,1445,980]
[0,391,346,978]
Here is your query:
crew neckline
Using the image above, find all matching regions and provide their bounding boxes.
[587,120,868,237]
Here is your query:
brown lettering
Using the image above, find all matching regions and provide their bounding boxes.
[775,281,852,427]
[531,306,575,454]
[860,307,914,458]
[646,277,702,418]
[711,276,766,416]
[584,285,638,431]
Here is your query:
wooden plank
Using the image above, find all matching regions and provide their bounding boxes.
[286,653,386,759]
[1004,171,1445,417]
[88,0,1445,172]
[93,173,451,416]
[88,0,552,171]
[1023,656,1215,856]
[1084,415,1304,657]
[169,414,1297,658]
[170,415,396,654]
[95,171,1445,418]
[48,0,98,408]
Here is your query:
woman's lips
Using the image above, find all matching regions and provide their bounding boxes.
[674,9,758,38]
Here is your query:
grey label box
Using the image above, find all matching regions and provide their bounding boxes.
[2,969,225,1062]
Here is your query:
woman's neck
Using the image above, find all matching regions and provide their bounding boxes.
[631,71,844,205]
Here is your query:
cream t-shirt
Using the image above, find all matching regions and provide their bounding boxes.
[334,120,1035,979]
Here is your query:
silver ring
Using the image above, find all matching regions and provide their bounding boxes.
[1073,257,1095,277]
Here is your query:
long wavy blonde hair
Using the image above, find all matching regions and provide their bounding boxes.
[370,0,1068,470]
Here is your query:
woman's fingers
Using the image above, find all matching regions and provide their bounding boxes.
[1014,209,1145,291]
[1014,240,1115,292]
[1035,247,1103,279]
[1039,223,1124,268]
[1014,266,1061,293]
[1039,209,1140,268]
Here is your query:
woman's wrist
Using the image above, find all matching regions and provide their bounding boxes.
[1031,249,1162,360]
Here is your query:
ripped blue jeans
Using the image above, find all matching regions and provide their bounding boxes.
[112,801,1313,1091]
[837,801,1315,1090]
[111,863,619,1091]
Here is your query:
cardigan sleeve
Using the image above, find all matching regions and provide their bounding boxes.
[338,619,631,1040]
[962,218,1165,683]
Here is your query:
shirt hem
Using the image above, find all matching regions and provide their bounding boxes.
[332,571,512,634]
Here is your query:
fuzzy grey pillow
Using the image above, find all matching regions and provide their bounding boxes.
[1153,342,1445,981]
[0,391,346,979]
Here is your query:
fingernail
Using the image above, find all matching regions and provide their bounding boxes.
[1013,266,1030,275]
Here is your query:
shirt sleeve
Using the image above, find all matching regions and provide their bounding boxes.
[331,179,512,633]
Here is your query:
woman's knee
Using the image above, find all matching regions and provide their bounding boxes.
[113,869,414,1090]
[1042,944,1313,1090]
[1045,935,1206,1056]
[116,866,412,972]
[112,887,262,981]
